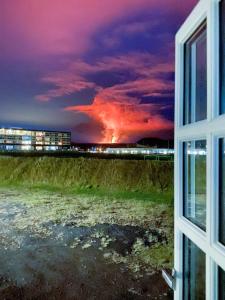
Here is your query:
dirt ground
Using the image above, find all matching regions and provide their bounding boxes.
[0,189,173,300]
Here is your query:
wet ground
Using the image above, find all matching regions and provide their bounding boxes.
[0,189,173,300]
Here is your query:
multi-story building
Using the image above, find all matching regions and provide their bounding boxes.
[0,128,71,151]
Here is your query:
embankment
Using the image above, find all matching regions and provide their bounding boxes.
[0,156,173,202]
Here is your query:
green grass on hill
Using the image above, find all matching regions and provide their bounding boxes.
[0,156,173,204]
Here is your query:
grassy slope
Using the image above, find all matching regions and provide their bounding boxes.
[0,156,173,203]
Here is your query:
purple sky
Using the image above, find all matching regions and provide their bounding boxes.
[0,0,198,143]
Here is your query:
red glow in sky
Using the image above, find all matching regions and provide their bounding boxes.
[0,0,198,142]
[62,54,175,142]
[66,96,173,143]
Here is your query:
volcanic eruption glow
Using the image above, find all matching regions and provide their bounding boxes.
[65,96,173,143]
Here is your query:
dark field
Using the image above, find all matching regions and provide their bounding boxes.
[0,157,174,300]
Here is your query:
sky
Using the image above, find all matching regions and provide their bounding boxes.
[0,0,198,143]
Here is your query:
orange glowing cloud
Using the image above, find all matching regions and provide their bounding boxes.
[65,96,173,143]
[36,52,174,142]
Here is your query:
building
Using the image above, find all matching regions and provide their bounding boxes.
[172,0,225,299]
[105,147,174,155]
[0,128,71,151]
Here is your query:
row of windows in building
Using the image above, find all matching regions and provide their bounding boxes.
[0,145,62,151]
[0,128,71,150]
[0,138,70,145]
[0,128,69,137]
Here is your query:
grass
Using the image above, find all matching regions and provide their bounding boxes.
[0,183,173,205]
[0,156,173,204]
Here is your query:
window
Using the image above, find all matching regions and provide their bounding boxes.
[184,22,207,124]
[183,237,205,300]
[183,140,207,230]
[175,2,225,299]
[219,267,225,300]
[220,0,225,113]
[219,139,225,246]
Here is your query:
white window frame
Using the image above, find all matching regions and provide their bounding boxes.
[175,0,225,299]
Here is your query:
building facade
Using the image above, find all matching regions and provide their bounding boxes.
[105,147,174,155]
[174,0,225,299]
[0,128,71,151]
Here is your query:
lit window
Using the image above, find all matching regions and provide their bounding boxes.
[184,22,207,124]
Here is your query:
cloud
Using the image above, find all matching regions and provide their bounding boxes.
[35,52,174,101]
[0,0,198,143]
[1,0,198,60]
[35,51,174,142]
[0,1,150,58]
[35,73,98,102]
[65,96,173,143]
[72,120,105,143]
[101,20,158,49]
[94,77,173,103]
[115,21,155,36]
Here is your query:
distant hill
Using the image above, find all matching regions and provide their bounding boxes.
[136,138,174,149]
[71,138,174,150]
[71,142,136,151]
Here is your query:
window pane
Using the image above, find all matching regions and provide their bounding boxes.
[184,22,207,124]
[219,139,225,245]
[183,236,205,300]
[219,267,225,300]
[220,0,225,113]
[183,140,207,230]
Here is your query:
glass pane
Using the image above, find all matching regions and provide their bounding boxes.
[183,140,207,230]
[219,139,225,245]
[220,0,225,113]
[219,267,225,300]
[183,236,205,300]
[184,22,207,124]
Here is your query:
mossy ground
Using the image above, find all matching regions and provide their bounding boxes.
[0,157,174,298]
[0,186,173,275]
